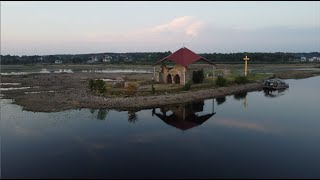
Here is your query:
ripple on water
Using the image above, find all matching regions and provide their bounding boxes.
[0,83,22,85]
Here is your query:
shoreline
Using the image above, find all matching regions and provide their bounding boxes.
[1,63,319,113]
[3,82,263,112]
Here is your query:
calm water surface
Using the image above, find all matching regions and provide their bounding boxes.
[0,68,152,75]
[1,76,320,178]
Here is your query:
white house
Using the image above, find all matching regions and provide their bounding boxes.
[301,57,307,61]
[310,57,320,62]
[55,60,63,64]
[308,57,316,62]
[102,55,112,63]
[87,57,99,64]
[124,57,133,62]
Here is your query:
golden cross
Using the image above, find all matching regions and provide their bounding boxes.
[243,55,250,76]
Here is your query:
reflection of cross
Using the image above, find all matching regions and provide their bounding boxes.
[243,55,250,76]
[243,96,247,109]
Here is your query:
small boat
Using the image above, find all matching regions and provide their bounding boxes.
[263,88,287,98]
[263,79,289,90]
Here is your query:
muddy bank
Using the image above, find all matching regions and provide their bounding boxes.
[1,64,319,112]
[1,72,263,112]
[4,82,263,112]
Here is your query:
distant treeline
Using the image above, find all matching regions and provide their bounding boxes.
[1,52,319,65]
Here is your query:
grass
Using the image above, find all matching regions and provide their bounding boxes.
[87,66,273,98]
[246,73,272,81]
[101,71,272,98]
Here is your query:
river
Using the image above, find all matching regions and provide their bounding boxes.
[1,76,320,178]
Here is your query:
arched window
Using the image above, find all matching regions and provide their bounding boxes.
[167,74,172,83]
[174,74,180,84]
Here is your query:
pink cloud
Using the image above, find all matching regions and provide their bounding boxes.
[213,118,270,133]
[86,16,206,44]
[151,16,206,37]
[185,21,205,37]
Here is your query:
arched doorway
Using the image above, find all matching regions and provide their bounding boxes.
[174,74,180,84]
[167,74,172,83]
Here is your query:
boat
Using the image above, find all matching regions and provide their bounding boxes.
[263,88,287,98]
[263,79,289,90]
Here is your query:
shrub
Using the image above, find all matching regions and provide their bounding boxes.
[96,80,106,93]
[110,90,122,97]
[126,82,137,91]
[125,82,138,96]
[182,81,192,91]
[234,75,248,84]
[216,76,227,87]
[192,70,204,84]
[89,79,106,94]
[89,79,95,90]
[112,80,125,88]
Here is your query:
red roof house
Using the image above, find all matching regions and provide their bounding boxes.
[153,47,216,85]
[154,47,214,67]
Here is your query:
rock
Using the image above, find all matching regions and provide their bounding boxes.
[112,80,125,88]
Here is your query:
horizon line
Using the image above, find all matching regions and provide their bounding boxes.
[2,51,320,57]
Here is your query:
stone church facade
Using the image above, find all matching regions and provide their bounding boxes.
[153,47,216,85]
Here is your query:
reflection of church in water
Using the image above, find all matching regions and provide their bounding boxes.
[152,100,216,131]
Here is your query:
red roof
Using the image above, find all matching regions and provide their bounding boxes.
[154,47,215,67]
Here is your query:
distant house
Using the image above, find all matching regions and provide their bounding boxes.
[87,57,99,64]
[300,57,307,61]
[124,57,133,62]
[308,57,315,62]
[102,55,112,63]
[309,57,320,62]
[55,60,63,64]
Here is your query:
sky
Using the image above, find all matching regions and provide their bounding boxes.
[1,1,320,55]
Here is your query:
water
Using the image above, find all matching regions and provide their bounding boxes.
[1,76,320,178]
[0,68,151,75]
[81,69,152,73]
[0,69,73,75]
[0,87,32,91]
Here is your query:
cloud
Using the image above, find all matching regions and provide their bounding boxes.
[151,16,205,37]
[185,21,205,37]
[214,118,267,133]
[3,13,319,55]
[82,16,207,52]
[86,16,206,43]
[212,117,284,134]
